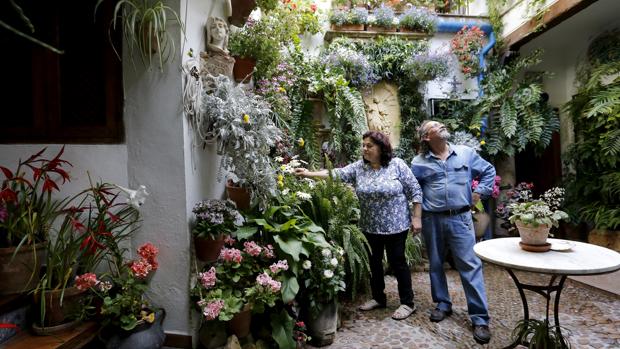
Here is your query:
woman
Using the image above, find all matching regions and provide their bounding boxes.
[294,131,422,320]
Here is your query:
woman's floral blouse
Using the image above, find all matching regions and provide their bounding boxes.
[334,158,422,235]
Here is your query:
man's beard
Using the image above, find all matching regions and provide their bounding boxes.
[439,129,451,140]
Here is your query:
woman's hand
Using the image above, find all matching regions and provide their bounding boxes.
[411,216,422,236]
[294,168,308,177]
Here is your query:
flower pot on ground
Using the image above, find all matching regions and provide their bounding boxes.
[306,301,338,347]
[103,308,166,349]
[195,235,226,262]
[0,242,46,295]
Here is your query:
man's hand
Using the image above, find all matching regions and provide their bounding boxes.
[472,192,481,207]
[294,168,307,177]
[411,216,422,236]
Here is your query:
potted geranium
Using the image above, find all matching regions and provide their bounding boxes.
[509,187,569,251]
[191,237,287,338]
[450,25,485,78]
[0,147,71,295]
[78,243,165,349]
[192,199,244,262]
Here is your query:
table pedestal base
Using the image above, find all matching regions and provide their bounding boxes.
[504,269,570,349]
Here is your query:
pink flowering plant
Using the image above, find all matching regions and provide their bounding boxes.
[191,236,287,321]
[75,242,160,331]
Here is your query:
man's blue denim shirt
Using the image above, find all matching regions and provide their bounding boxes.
[411,144,495,212]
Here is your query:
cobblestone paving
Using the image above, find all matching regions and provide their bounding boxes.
[308,264,620,349]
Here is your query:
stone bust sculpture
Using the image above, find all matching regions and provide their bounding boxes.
[206,16,229,55]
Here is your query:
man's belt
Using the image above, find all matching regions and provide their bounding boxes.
[423,206,470,216]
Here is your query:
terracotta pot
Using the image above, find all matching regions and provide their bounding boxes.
[229,0,257,27]
[367,25,397,32]
[232,56,256,82]
[516,221,550,246]
[194,235,225,262]
[226,180,251,210]
[330,23,365,31]
[228,308,252,338]
[0,242,46,295]
[34,286,86,329]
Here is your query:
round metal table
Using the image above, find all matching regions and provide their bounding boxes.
[474,237,620,348]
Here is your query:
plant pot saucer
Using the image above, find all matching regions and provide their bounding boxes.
[519,241,551,252]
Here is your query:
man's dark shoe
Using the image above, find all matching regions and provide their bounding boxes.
[429,308,452,322]
[473,325,491,344]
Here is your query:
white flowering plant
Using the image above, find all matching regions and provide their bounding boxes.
[301,243,346,315]
[503,185,568,228]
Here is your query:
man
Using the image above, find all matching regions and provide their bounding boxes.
[410,120,495,344]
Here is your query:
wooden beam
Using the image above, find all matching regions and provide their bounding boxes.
[505,0,599,50]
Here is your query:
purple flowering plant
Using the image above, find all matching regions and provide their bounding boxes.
[324,46,378,88]
[191,236,288,321]
[398,6,438,33]
[256,62,298,128]
[191,199,244,239]
[402,52,450,81]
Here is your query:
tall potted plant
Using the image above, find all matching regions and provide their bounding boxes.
[0,147,71,295]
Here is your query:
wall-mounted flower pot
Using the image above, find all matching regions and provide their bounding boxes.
[226,180,251,210]
[0,243,46,295]
[232,57,256,83]
[194,235,225,262]
[367,25,397,32]
[229,0,257,27]
[331,23,365,31]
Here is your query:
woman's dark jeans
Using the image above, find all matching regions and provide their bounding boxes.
[365,230,414,307]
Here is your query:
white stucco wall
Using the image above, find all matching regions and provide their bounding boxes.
[519,0,620,154]
[501,0,557,39]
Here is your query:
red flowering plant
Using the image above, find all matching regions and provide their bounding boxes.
[191,236,288,321]
[450,25,485,78]
[0,147,72,249]
[75,242,160,331]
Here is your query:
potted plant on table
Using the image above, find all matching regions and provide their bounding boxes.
[192,199,244,262]
[508,187,569,251]
[0,147,71,295]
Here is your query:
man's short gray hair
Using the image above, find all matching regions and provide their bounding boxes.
[417,120,434,154]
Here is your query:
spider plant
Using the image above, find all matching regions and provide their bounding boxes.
[96,0,184,71]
